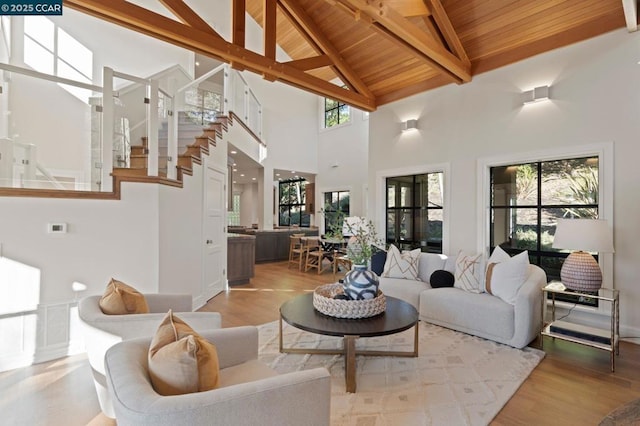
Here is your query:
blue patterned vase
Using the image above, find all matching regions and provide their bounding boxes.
[343,265,380,300]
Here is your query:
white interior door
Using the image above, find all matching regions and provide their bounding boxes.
[203,164,225,301]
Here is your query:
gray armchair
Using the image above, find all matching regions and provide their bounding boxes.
[105,326,331,426]
[78,294,221,418]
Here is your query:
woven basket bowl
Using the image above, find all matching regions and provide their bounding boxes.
[312,283,386,319]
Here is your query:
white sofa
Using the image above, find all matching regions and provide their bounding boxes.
[378,252,546,349]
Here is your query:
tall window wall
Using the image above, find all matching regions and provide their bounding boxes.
[279,179,309,227]
[386,173,444,253]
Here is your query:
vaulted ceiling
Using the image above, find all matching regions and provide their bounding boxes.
[66,0,636,111]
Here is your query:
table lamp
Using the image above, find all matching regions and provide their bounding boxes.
[552,218,614,292]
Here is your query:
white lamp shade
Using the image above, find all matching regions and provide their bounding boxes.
[552,219,614,253]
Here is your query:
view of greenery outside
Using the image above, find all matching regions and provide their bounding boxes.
[323,191,350,238]
[490,156,599,305]
[279,179,309,227]
[184,87,222,125]
[228,194,240,226]
[386,173,444,253]
[324,96,350,128]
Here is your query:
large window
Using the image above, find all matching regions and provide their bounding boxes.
[323,191,350,235]
[324,96,350,128]
[386,173,444,253]
[279,179,310,227]
[490,157,599,303]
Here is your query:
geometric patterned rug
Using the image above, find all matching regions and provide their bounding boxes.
[258,320,544,426]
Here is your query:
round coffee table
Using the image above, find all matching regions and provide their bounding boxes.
[279,293,419,392]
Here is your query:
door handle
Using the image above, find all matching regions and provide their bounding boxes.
[206,239,213,244]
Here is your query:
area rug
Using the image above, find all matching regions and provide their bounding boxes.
[258,320,544,426]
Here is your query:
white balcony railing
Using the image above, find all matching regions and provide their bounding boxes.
[0,62,263,192]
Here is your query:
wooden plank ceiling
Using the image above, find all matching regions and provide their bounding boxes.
[66,0,629,111]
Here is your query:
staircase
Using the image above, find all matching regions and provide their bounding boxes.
[116,112,231,185]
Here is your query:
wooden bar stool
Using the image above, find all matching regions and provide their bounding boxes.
[288,234,306,270]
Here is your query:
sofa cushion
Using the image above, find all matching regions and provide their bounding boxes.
[417,253,449,282]
[382,245,421,280]
[430,270,455,288]
[99,278,149,315]
[148,310,220,396]
[485,247,530,305]
[420,288,515,342]
[453,252,484,293]
[378,277,430,310]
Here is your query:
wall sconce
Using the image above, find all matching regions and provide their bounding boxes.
[522,85,550,105]
[401,119,418,131]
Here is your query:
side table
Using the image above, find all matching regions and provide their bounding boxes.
[541,285,619,371]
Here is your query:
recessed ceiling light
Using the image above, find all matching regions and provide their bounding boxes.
[233,163,237,166]
[195,61,200,66]
[275,173,280,177]
[240,174,245,177]
[230,150,237,154]
[294,175,299,179]
[232,181,236,184]
[252,177,256,181]
[291,171,296,174]
[233,169,237,172]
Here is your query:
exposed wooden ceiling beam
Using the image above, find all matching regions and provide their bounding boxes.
[335,0,471,83]
[232,0,246,48]
[65,0,376,111]
[286,55,333,71]
[424,0,470,65]
[622,0,638,31]
[158,0,220,37]
[263,0,277,60]
[278,0,374,98]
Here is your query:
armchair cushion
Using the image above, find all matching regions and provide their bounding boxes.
[106,327,331,426]
[148,311,220,395]
[99,278,149,315]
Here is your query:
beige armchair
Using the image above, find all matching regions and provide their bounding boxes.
[105,326,331,426]
[78,294,221,418]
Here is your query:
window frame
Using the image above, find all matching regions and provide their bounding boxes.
[278,178,310,228]
[322,190,350,236]
[322,95,350,129]
[376,163,450,255]
[477,143,614,310]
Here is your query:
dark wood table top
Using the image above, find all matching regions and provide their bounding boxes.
[280,293,418,338]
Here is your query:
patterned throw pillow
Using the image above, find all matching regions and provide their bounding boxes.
[148,310,220,396]
[382,244,421,280]
[453,251,484,293]
[99,278,149,315]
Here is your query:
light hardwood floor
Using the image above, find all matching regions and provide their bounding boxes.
[2,261,639,425]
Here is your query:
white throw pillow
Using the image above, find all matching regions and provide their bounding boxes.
[485,246,530,305]
[382,244,421,280]
[453,251,484,293]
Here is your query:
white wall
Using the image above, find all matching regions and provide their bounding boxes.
[368,29,640,338]
[316,108,370,229]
